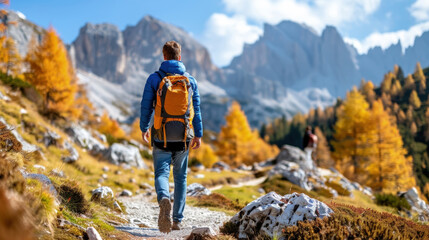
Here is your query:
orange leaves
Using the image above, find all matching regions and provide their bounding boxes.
[216,101,278,166]
[25,27,77,116]
[96,112,125,139]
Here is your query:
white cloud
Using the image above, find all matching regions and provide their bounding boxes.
[202,0,381,66]
[202,13,262,67]
[410,0,429,22]
[344,21,429,54]
[222,0,381,32]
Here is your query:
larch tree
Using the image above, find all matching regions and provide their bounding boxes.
[381,72,394,93]
[409,90,421,109]
[366,100,416,192]
[0,36,21,76]
[360,80,376,104]
[404,74,416,91]
[97,112,126,140]
[414,62,426,94]
[25,27,76,116]
[216,101,278,166]
[190,142,218,168]
[314,127,334,168]
[332,89,374,182]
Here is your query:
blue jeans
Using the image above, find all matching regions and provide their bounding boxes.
[152,146,189,222]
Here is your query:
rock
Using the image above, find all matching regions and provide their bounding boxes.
[0,91,11,101]
[139,183,153,191]
[114,170,122,175]
[187,227,217,240]
[237,164,252,171]
[120,190,133,197]
[33,164,46,171]
[101,174,108,179]
[251,163,262,171]
[187,183,211,197]
[129,178,136,183]
[86,227,103,240]
[401,188,429,220]
[0,117,38,152]
[258,188,265,194]
[24,173,58,198]
[42,130,61,147]
[19,108,28,115]
[129,218,149,228]
[103,143,147,168]
[91,186,114,202]
[213,161,230,170]
[194,174,205,179]
[102,166,109,172]
[230,192,333,239]
[269,161,311,191]
[50,169,65,178]
[113,201,122,212]
[210,167,221,173]
[191,163,205,171]
[62,141,80,163]
[65,124,106,154]
[276,145,315,171]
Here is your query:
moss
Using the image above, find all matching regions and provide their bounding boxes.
[214,185,262,207]
[188,193,243,216]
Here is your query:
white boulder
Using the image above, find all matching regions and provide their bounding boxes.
[187,183,211,197]
[230,192,333,239]
[103,143,147,168]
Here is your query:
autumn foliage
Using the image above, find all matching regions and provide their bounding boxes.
[25,28,77,116]
[216,102,278,166]
[96,111,126,140]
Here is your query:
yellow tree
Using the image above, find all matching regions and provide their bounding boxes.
[360,80,376,104]
[404,74,416,91]
[414,62,426,94]
[25,27,76,116]
[190,143,218,168]
[409,90,421,109]
[332,88,374,182]
[366,100,416,192]
[314,127,334,168]
[216,101,278,166]
[0,37,21,76]
[381,72,394,93]
[97,112,126,139]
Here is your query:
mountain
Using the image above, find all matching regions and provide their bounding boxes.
[7,10,429,131]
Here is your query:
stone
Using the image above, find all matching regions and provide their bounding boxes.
[213,161,230,170]
[191,163,205,171]
[113,201,122,212]
[276,145,315,171]
[269,161,311,191]
[50,169,65,178]
[401,188,429,220]
[129,218,149,228]
[210,168,221,173]
[120,190,133,197]
[86,227,103,240]
[237,164,252,171]
[19,108,28,115]
[62,141,80,163]
[187,183,211,197]
[230,192,333,239]
[102,166,109,172]
[33,164,46,171]
[251,163,262,171]
[91,186,114,202]
[129,178,136,183]
[101,174,108,179]
[65,124,106,154]
[42,130,61,147]
[103,143,147,168]
[187,227,216,240]
[24,173,58,198]
[0,117,38,152]
[194,174,205,179]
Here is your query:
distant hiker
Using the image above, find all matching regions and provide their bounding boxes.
[303,126,317,171]
[140,41,203,233]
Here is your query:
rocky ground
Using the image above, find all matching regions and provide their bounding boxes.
[117,194,230,239]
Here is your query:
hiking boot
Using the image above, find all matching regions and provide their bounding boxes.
[172,221,181,231]
[158,198,171,233]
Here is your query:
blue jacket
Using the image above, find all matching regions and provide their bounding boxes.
[139,60,203,138]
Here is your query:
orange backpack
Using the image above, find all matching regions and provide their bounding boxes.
[152,72,194,149]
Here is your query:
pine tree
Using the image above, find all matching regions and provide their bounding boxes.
[409,90,422,108]
[314,127,334,168]
[366,100,416,192]
[332,89,374,182]
[25,27,77,116]
[414,62,426,94]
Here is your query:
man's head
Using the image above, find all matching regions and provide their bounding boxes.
[163,41,181,61]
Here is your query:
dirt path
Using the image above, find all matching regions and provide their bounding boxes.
[116,194,231,239]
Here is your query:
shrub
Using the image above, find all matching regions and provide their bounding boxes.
[58,180,89,214]
[375,193,411,211]
[0,72,31,89]
[190,193,243,211]
[283,202,429,239]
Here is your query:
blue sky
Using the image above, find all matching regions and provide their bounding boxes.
[9,0,429,67]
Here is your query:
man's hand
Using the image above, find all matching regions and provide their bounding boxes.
[142,131,150,144]
[190,137,201,150]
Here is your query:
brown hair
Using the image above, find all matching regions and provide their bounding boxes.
[163,41,181,60]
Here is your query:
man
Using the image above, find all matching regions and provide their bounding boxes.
[302,126,317,172]
[140,41,202,233]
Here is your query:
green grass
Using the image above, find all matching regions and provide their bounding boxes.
[213,185,263,207]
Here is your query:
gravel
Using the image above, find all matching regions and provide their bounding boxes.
[117,194,231,239]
